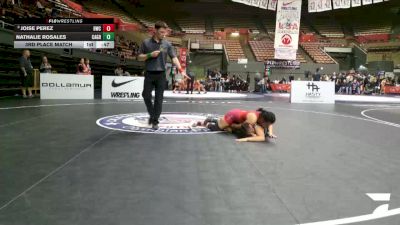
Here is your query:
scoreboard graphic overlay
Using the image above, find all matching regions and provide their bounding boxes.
[14,18,115,49]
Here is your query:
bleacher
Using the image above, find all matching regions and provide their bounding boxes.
[314,19,344,38]
[262,19,275,35]
[213,17,257,31]
[84,0,138,24]
[354,24,392,36]
[176,17,205,34]
[47,0,82,18]
[197,39,245,61]
[225,40,245,61]
[249,40,307,63]
[300,42,338,64]
[135,16,157,29]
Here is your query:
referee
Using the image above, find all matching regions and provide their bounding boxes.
[138,21,189,130]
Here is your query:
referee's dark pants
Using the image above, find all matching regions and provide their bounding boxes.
[142,71,166,124]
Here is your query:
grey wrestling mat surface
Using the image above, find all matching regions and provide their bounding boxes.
[0,97,400,225]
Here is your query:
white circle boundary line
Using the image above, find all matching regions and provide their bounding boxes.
[361,107,400,128]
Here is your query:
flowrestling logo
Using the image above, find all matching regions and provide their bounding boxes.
[96,112,222,134]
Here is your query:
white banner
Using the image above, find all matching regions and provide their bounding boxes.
[40,73,94,99]
[290,81,335,104]
[102,76,144,100]
[352,0,362,7]
[342,0,351,8]
[373,0,383,3]
[232,0,246,4]
[321,0,333,11]
[308,0,317,12]
[316,0,323,11]
[332,0,341,8]
[274,0,302,60]
[268,0,277,10]
[315,0,332,12]
[259,0,269,8]
[244,0,253,5]
[252,0,260,6]
[362,0,372,5]
[274,48,297,60]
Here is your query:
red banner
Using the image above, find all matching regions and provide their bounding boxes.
[270,83,291,92]
[384,86,400,94]
[179,48,188,70]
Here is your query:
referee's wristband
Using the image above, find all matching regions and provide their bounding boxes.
[146,53,152,59]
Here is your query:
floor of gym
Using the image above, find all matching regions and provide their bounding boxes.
[0,94,399,225]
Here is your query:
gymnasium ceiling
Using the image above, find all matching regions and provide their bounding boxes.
[113,0,399,24]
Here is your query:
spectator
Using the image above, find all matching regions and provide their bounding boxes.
[76,58,88,75]
[313,68,321,81]
[39,56,52,73]
[215,70,222,92]
[331,72,337,82]
[123,70,131,76]
[36,0,44,13]
[6,0,14,8]
[115,65,124,76]
[1,8,6,19]
[18,49,33,98]
[84,58,91,75]
[258,77,266,93]
[352,79,360,95]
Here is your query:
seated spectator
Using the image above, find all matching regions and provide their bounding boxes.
[1,8,6,19]
[39,56,52,73]
[85,58,91,75]
[115,66,124,76]
[76,58,88,75]
[36,0,44,10]
[5,0,14,9]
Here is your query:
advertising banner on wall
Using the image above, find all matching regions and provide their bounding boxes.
[290,81,335,104]
[102,76,144,100]
[40,73,94,99]
[265,60,301,69]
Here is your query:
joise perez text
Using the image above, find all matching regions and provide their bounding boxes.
[19,26,55,31]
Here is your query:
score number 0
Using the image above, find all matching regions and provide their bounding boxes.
[102,24,115,32]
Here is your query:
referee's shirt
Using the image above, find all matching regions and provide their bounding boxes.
[139,37,176,72]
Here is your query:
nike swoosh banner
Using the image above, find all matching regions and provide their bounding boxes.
[102,76,145,100]
[274,0,302,60]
